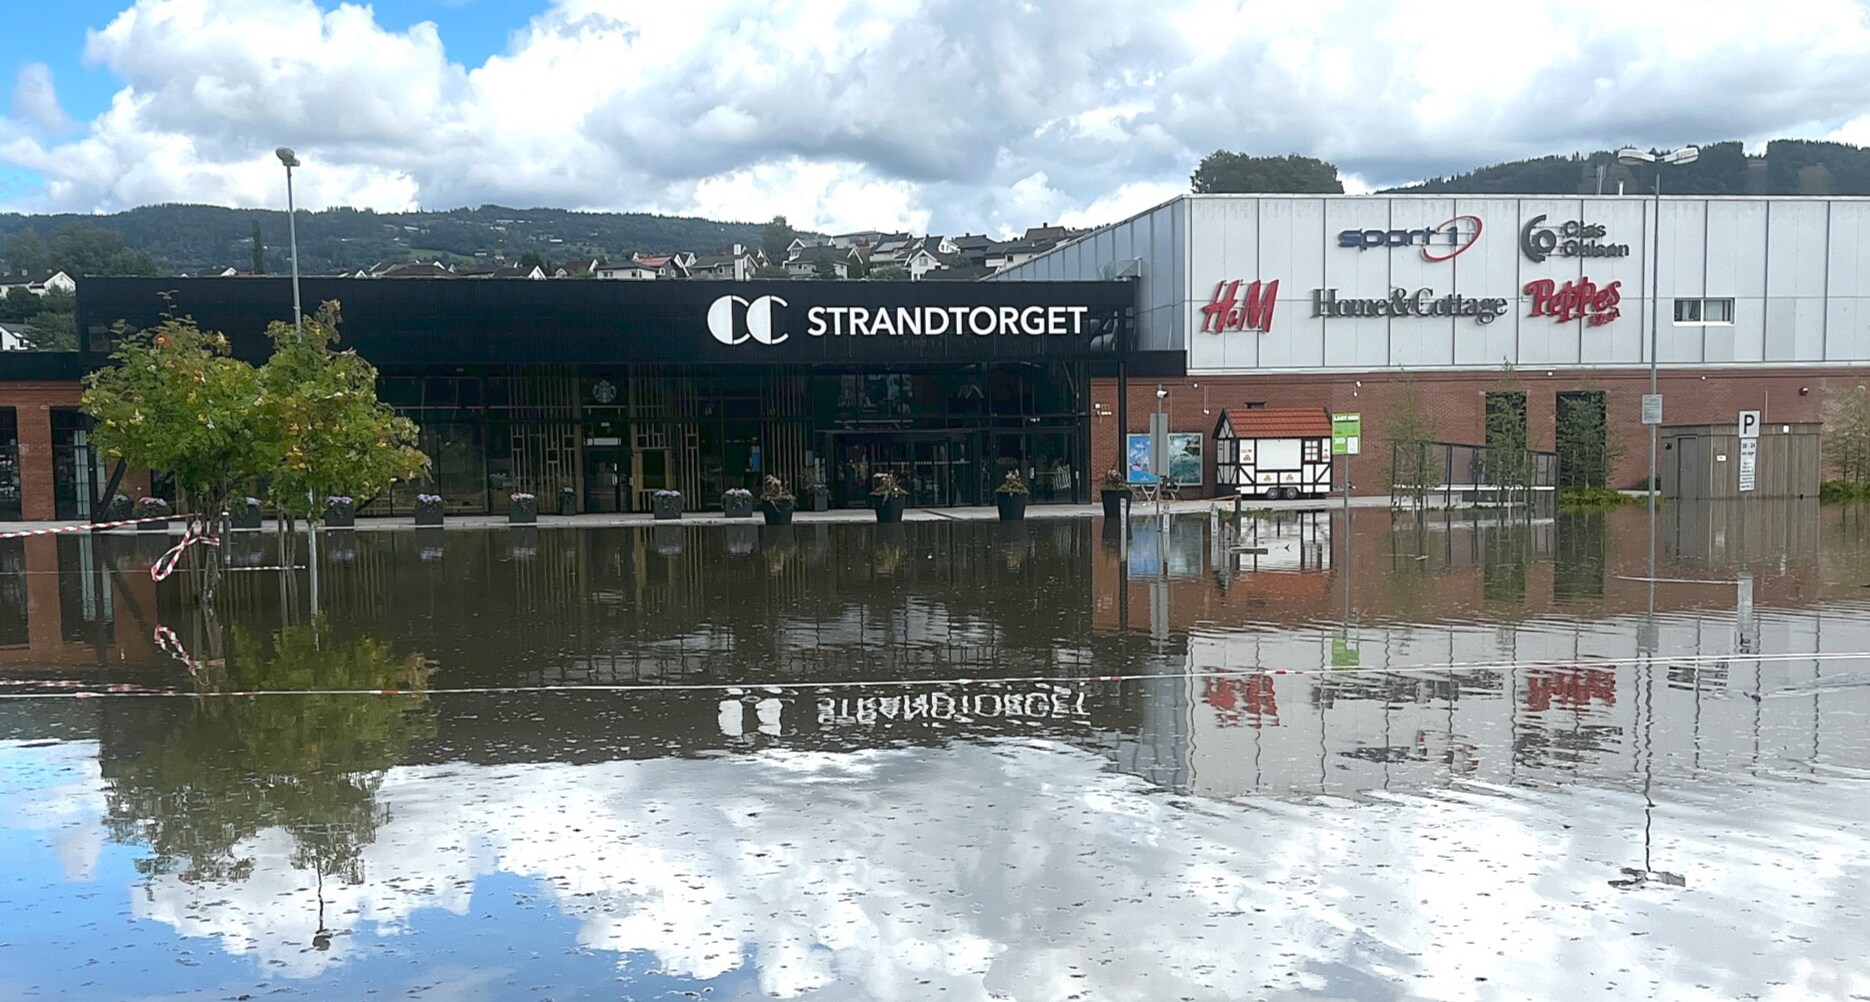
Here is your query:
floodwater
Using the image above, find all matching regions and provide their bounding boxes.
[1,501,1868,1001]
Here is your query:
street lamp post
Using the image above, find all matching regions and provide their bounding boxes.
[276,147,314,615]
[1615,145,1699,593]
[276,148,304,337]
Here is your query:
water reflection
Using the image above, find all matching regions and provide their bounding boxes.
[0,506,1868,998]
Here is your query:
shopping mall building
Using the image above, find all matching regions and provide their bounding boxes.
[0,277,1138,519]
[997,193,1870,495]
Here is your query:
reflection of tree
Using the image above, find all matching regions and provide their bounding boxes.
[103,618,435,887]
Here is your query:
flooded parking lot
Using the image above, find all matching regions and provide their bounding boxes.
[1,502,1867,1000]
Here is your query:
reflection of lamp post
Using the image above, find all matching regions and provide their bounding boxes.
[1615,145,1699,597]
[1610,660,1685,891]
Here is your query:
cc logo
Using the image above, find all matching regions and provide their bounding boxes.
[706,294,789,345]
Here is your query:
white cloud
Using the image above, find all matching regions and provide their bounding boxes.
[3,0,1870,232]
[9,63,71,134]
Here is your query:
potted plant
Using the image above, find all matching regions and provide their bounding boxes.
[995,471,1030,521]
[415,493,445,526]
[1099,468,1131,519]
[134,496,170,531]
[799,466,831,512]
[105,493,132,523]
[557,485,575,516]
[758,475,796,525]
[723,487,756,518]
[230,496,263,530]
[653,489,683,520]
[870,472,908,523]
[508,492,537,524]
[324,495,355,527]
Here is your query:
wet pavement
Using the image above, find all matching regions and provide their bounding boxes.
[1,501,1867,1000]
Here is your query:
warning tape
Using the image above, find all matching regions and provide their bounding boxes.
[0,515,180,540]
[152,625,222,675]
[150,527,219,582]
[1,647,1865,701]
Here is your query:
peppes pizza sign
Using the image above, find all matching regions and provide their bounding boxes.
[1524,277,1621,326]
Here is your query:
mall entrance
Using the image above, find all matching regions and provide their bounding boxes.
[826,427,1086,508]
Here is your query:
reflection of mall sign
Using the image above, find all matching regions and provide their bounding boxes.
[1312,287,1507,325]
[1519,215,1630,262]
[1524,276,1621,326]
[707,293,1094,346]
[1200,279,1279,334]
[818,687,1089,726]
[1337,214,1482,261]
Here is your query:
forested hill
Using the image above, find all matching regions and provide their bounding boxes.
[1385,140,1870,196]
[0,204,767,276]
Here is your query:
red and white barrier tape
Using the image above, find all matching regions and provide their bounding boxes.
[152,624,223,675]
[150,526,220,582]
[0,514,179,540]
[0,648,1864,701]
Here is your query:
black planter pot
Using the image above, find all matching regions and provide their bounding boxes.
[653,495,684,520]
[723,493,756,518]
[872,495,906,523]
[136,517,171,532]
[996,493,1029,521]
[324,504,355,528]
[230,505,263,530]
[556,492,575,515]
[105,500,132,523]
[760,499,795,525]
[415,505,445,526]
[801,485,831,512]
[1100,489,1129,519]
[508,504,537,525]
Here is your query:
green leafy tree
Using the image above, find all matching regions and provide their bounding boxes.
[3,228,47,274]
[753,262,791,279]
[1823,384,1870,488]
[260,301,429,521]
[762,215,797,264]
[813,256,839,280]
[1383,378,1440,508]
[250,219,265,275]
[1483,366,1534,510]
[868,265,910,281]
[21,308,77,351]
[43,223,162,277]
[102,618,435,886]
[1190,151,1344,194]
[517,250,549,272]
[83,317,276,597]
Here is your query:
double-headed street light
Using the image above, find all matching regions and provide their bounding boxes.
[276,147,304,338]
[1615,144,1698,599]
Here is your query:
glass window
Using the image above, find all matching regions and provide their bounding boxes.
[1705,298,1734,323]
[0,408,19,522]
[1673,299,1701,322]
[1303,439,1322,462]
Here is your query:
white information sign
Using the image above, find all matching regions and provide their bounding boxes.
[1738,438,1758,493]
[1641,394,1663,426]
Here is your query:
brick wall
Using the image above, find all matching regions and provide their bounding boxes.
[0,381,151,521]
[1093,368,1870,496]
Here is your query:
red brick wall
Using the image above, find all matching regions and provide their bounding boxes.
[0,381,150,521]
[1094,368,1870,496]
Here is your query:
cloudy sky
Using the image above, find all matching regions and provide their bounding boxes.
[4,0,1870,235]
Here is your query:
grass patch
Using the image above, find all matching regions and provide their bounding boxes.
[1560,487,1645,511]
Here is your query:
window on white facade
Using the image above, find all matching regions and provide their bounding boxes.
[1673,298,1734,324]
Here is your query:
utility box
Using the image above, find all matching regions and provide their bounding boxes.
[1660,421,1821,501]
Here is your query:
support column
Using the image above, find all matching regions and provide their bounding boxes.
[18,402,56,522]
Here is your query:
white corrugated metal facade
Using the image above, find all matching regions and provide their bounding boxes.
[995,193,1870,375]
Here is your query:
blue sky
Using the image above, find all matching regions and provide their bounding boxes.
[4,1,1870,234]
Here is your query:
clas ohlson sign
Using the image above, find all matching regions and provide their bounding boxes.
[75,277,1137,367]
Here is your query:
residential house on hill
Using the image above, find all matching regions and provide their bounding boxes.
[0,271,76,299]
[593,260,658,280]
[690,244,761,281]
[0,321,38,350]
[786,244,862,279]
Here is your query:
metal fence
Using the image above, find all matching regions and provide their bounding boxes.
[1389,440,1559,513]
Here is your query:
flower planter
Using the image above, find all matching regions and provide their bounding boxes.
[104,497,132,524]
[1100,488,1129,519]
[556,490,575,516]
[723,492,755,518]
[137,518,171,533]
[872,495,906,523]
[415,505,445,526]
[508,503,537,525]
[653,494,684,521]
[324,504,355,528]
[230,503,263,530]
[996,493,1029,521]
[760,499,795,525]
[133,498,171,530]
[801,484,831,512]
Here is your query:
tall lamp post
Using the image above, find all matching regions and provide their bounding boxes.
[276,147,314,615]
[1614,145,1698,596]
[276,148,304,336]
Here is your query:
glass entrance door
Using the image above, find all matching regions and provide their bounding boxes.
[828,433,976,507]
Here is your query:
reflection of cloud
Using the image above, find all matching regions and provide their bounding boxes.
[0,739,106,882]
[87,738,1870,999]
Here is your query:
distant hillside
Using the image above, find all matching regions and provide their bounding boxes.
[0,204,768,276]
[1385,140,1870,196]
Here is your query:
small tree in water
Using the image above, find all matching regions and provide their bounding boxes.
[1383,378,1439,510]
[1823,385,1870,493]
[260,302,428,522]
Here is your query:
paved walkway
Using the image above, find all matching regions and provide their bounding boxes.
[0,495,1398,535]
